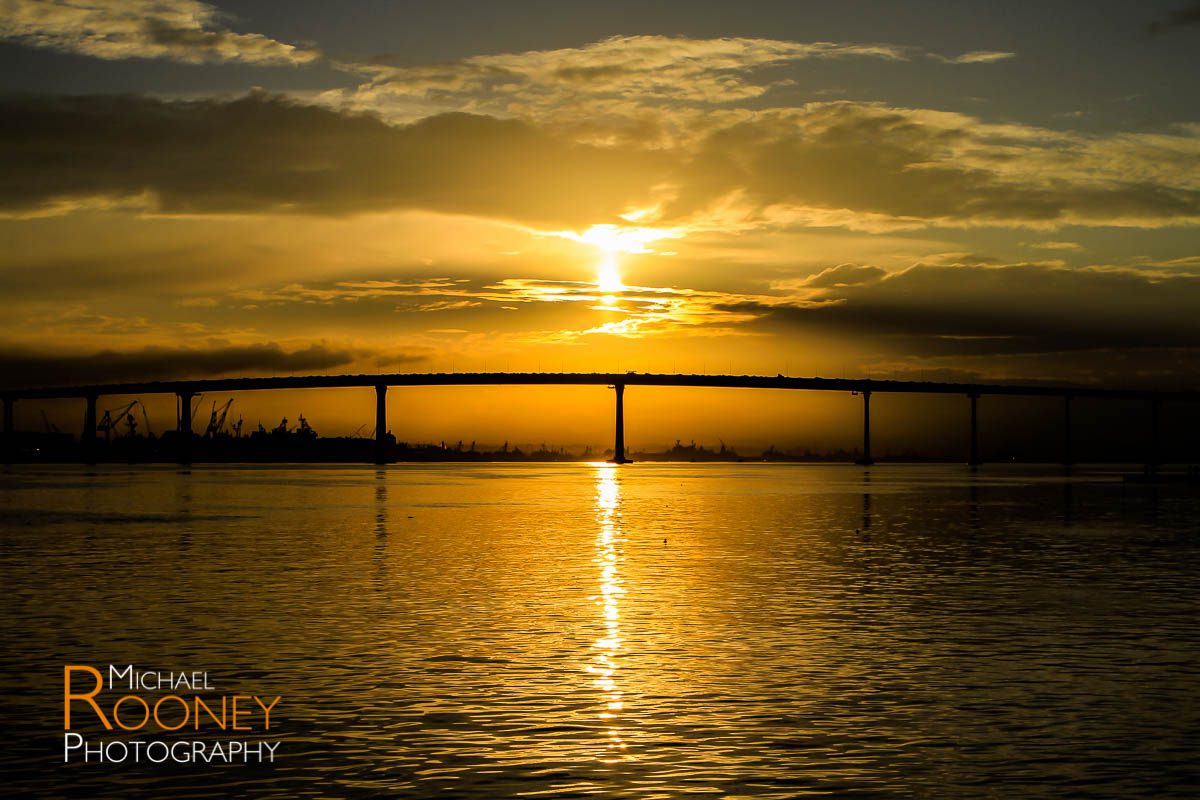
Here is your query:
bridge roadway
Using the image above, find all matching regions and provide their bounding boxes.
[3,372,1196,466]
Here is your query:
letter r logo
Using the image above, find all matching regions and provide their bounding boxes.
[64,665,112,730]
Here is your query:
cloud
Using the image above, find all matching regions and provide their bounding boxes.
[7,260,1195,386]
[0,342,392,388]
[413,299,481,312]
[0,0,319,64]
[341,35,912,116]
[0,248,244,300]
[336,36,1019,123]
[3,92,1198,232]
[329,35,1018,149]
[1148,1,1200,34]
[1027,241,1084,251]
[172,256,1200,369]
[933,50,1015,64]
[212,276,768,340]
[0,93,669,224]
[672,102,1200,230]
[798,263,887,288]
[716,261,1200,362]
[483,280,765,341]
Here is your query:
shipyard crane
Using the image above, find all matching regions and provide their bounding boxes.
[230,414,244,438]
[140,402,152,437]
[204,399,235,438]
[97,400,139,443]
[296,414,316,438]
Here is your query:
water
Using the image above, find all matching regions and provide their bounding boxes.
[1,463,1197,798]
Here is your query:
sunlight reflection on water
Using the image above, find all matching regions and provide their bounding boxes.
[590,466,628,761]
[1,463,1197,798]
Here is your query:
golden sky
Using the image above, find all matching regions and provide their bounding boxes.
[2,1,1199,445]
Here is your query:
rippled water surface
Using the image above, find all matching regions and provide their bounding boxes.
[1,463,1198,798]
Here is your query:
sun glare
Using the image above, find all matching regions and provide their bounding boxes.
[597,253,624,293]
[546,223,681,296]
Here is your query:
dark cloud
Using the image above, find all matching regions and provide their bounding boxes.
[0,92,668,224]
[0,251,241,299]
[675,105,1200,228]
[1148,1,1200,34]
[2,94,1198,231]
[0,342,399,388]
[719,263,1200,365]
[802,263,887,288]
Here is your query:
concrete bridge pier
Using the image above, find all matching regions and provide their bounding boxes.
[2,396,13,463]
[177,391,193,464]
[855,390,874,466]
[1062,395,1074,468]
[1147,397,1160,476]
[374,384,388,465]
[967,393,982,467]
[83,394,98,464]
[610,383,630,464]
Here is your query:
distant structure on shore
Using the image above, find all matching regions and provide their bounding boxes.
[4,424,1192,469]
[3,424,838,464]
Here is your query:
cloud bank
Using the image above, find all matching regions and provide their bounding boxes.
[339,35,1012,125]
[0,342,385,388]
[720,261,1200,358]
[0,0,319,64]
[2,92,1198,231]
[0,93,667,224]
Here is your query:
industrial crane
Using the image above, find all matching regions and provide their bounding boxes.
[96,400,140,443]
[297,414,316,438]
[140,402,152,437]
[204,399,235,438]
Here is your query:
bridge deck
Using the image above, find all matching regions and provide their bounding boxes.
[3,372,1196,401]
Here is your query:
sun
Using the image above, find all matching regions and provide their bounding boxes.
[597,252,623,293]
[546,223,681,295]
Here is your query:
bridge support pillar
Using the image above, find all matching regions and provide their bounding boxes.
[1147,397,1160,476]
[83,394,98,464]
[1062,395,1073,469]
[2,396,13,463]
[855,390,874,465]
[177,391,193,464]
[374,385,388,465]
[968,393,982,467]
[610,383,630,464]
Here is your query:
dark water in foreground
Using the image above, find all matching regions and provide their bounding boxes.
[0,464,1197,798]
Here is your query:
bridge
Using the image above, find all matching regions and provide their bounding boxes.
[3,372,1197,467]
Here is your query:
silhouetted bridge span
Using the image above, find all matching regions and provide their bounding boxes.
[3,372,1197,467]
